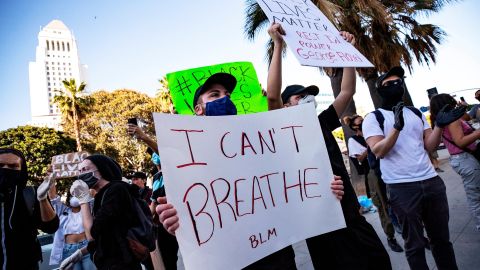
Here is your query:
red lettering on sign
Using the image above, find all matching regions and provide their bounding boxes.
[183,183,214,246]
[171,129,207,168]
[220,132,237,158]
[281,125,303,152]
[210,178,237,228]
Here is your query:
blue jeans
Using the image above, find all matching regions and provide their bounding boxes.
[387,176,457,270]
[62,239,96,270]
[449,152,480,231]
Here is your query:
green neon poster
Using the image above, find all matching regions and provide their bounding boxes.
[166,61,268,115]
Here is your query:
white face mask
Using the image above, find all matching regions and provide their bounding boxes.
[69,197,80,208]
[298,95,318,108]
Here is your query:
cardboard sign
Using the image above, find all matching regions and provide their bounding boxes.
[153,104,345,270]
[257,0,374,67]
[166,62,268,115]
[51,152,89,178]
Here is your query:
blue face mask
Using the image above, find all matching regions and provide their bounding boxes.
[205,96,237,116]
[151,153,161,166]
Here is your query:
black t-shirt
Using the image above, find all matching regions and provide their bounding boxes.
[318,105,361,222]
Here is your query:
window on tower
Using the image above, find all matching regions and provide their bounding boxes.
[67,42,70,51]
[62,42,65,51]
[57,41,60,51]
[46,40,49,50]
[51,41,55,51]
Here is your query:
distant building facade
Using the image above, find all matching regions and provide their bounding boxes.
[29,20,87,129]
[316,91,334,113]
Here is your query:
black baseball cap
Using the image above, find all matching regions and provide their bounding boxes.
[376,66,405,89]
[281,85,319,104]
[192,73,237,108]
[132,171,147,180]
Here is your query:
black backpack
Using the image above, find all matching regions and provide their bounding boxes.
[101,184,157,261]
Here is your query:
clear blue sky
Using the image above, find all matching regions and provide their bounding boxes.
[1,0,479,131]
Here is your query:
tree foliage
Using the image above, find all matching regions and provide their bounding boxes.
[74,90,160,175]
[53,79,94,151]
[156,77,174,113]
[244,0,453,75]
[0,126,76,184]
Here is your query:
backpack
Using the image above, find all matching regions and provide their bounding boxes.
[368,106,424,174]
[101,184,157,261]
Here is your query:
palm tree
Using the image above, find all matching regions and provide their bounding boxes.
[244,0,454,109]
[245,0,455,182]
[52,79,93,151]
[156,76,173,113]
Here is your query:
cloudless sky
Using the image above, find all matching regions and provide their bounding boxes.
[1,0,479,131]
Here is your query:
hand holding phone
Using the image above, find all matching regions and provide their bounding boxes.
[127,118,138,138]
[127,118,138,126]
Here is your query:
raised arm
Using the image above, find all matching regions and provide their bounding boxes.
[332,32,356,116]
[127,123,159,153]
[266,23,286,111]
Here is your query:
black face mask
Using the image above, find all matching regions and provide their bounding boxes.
[378,79,405,110]
[0,168,24,194]
[78,172,99,188]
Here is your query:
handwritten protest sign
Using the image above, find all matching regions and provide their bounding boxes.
[51,152,88,178]
[153,104,345,270]
[166,62,268,115]
[257,0,373,68]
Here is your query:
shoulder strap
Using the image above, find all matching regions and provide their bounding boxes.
[351,135,368,148]
[100,187,111,206]
[23,186,36,216]
[406,106,424,124]
[373,110,385,131]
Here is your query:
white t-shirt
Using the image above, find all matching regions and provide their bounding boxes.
[362,108,437,184]
[348,137,367,158]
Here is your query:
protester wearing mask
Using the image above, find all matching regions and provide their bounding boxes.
[156,72,346,270]
[61,154,143,270]
[344,115,403,253]
[0,148,59,269]
[265,22,391,270]
[48,177,95,270]
[363,66,462,269]
[430,94,480,232]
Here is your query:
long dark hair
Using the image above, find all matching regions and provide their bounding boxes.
[429,94,457,127]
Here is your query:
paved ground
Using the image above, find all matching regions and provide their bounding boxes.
[176,149,480,269]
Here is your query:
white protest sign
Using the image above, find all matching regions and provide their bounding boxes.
[154,104,346,270]
[257,0,374,67]
[51,152,89,178]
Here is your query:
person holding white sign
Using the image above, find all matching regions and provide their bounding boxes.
[155,72,346,270]
[266,23,391,270]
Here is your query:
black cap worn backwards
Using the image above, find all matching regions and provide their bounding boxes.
[281,85,319,104]
[375,66,405,90]
[192,73,237,108]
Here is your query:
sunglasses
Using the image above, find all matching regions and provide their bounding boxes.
[381,79,403,88]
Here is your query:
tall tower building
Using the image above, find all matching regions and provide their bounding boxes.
[29,19,88,129]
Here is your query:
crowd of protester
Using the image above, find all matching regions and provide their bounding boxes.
[2,22,480,270]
